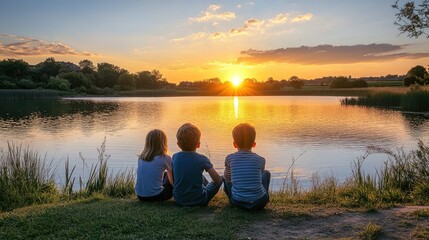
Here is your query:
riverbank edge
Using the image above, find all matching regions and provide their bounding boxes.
[1,194,428,239]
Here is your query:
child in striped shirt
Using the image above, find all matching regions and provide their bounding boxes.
[223,123,271,210]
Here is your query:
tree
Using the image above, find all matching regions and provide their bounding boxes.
[38,58,62,79]
[0,59,29,79]
[403,75,419,86]
[57,72,90,89]
[118,73,135,90]
[96,62,123,88]
[135,71,155,89]
[79,59,95,74]
[407,65,428,79]
[392,0,429,38]
[288,79,305,89]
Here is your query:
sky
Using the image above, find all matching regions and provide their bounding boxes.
[1,0,429,83]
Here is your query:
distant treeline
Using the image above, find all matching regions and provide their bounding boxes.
[0,58,173,94]
[0,58,428,94]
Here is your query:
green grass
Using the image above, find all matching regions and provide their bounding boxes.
[0,195,263,239]
[358,222,382,240]
[0,143,58,211]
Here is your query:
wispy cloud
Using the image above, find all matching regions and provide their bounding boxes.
[291,13,313,23]
[189,5,235,22]
[175,12,313,42]
[237,44,429,65]
[0,33,96,56]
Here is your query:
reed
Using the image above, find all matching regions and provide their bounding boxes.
[0,143,58,211]
[341,89,429,112]
[105,169,135,198]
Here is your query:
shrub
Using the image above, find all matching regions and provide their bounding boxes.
[0,80,17,89]
[46,77,71,91]
[404,76,420,86]
[17,79,36,89]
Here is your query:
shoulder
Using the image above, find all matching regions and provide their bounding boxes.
[252,152,265,162]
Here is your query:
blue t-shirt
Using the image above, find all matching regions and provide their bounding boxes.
[224,150,266,202]
[172,151,213,206]
[135,155,171,197]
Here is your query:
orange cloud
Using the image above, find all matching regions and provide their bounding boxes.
[0,33,97,56]
[237,44,429,65]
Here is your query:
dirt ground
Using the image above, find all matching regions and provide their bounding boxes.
[238,206,429,239]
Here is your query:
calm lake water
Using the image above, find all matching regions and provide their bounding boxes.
[1,96,428,190]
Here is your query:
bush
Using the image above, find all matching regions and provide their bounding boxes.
[0,80,17,89]
[330,77,368,88]
[404,76,420,86]
[46,77,71,91]
[17,79,36,89]
[288,80,305,89]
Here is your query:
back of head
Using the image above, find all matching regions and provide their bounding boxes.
[140,129,167,161]
[233,123,256,150]
[176,123,201,151]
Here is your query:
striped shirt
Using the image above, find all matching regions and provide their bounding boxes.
[224,150,266,202]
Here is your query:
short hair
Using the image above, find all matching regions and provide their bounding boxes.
[232,123,256,149]
[176,123,201,151]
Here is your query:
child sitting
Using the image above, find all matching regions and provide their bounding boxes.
[172,123,223,206]
[224,123,271,210]
[135,129,173,202]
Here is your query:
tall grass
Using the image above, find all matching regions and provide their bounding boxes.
[2,138,428,211]
[274,140,429,208]
[0,143,58,211]
[341,89,429,112]
[1,139,136,211]
[73,137,135,198]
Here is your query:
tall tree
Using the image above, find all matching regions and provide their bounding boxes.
[0,59,29,79]
[39,58,61,78]
[79,59,96,74]
[392,0,429,38]
[96,62,123,88]
[407,65,428,79]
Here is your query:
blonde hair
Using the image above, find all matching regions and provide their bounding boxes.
[176,123,201,151]
[140,129,168,161]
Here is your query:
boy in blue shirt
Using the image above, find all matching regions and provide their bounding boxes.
[172,123,223,206]
[224,123,271,210]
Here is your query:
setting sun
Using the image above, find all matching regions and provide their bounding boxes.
[232,76,243,87]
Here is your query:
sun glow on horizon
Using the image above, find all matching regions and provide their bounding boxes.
[231,75,243,87]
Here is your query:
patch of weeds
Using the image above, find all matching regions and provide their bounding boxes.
[411,209,429,219]
[412,226,429,239]
[398,220,414,228]
[358,222,382,240]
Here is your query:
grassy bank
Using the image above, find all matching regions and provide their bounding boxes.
[1,140,429,239]
[341,88,429,112]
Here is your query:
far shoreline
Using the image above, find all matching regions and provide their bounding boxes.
[0,87,378,99]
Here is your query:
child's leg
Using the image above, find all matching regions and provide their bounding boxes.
[262,170,271,196]
[160,171,173,200]
[204,176,224,204]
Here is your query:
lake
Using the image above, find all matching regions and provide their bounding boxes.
[1,96,428,190]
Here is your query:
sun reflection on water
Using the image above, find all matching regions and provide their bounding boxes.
[234,96,239,119]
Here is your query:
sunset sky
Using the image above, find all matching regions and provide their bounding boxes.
[1,0,429,83]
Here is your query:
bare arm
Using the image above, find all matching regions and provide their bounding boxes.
[167,168,173,185]
[166,157,174,185]
[207,167,222,185]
